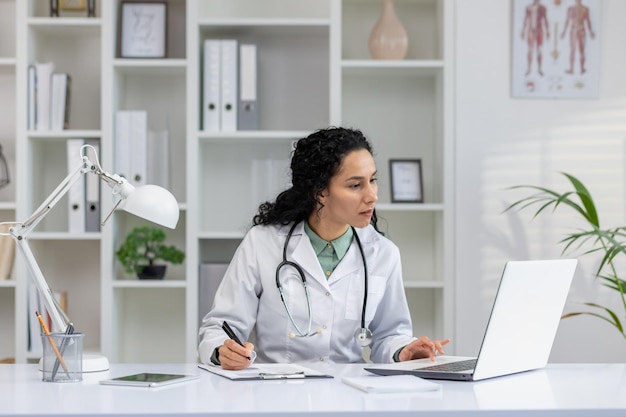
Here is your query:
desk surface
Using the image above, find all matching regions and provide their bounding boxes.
[1,363,625,416]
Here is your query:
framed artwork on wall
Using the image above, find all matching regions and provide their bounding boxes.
[511,0,600,99]
[120,2,167,58]
[389,159,423,203]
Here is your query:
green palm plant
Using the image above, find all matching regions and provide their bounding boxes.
[505,172,626,340]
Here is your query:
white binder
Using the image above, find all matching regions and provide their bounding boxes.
[202,39,221,131]
[50,73,70,131]
[220,40,238,131]
[66,138,85,233]
[27,65,36,130]
[114,110,131,182]
[238,43,258,130]
[35,62,55,131]
[130,111,148,186]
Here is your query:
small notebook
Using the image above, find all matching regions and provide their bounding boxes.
[342,375,441,393]
[198,363,333,380]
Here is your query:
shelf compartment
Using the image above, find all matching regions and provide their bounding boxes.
[198,24,329,131]
[0,286,15,361]
[0,0,16,59]
[342,0,443,60]
[112,287,186,363]
[197,0,330,20]
[199,141,291,234]
[405,287,445,340]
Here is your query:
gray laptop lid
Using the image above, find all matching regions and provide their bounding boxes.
[472,259,577,380]
[365,259,577,381]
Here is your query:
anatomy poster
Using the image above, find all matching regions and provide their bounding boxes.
[512,0,600,98]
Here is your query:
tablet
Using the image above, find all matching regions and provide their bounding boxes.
[99,373,200,387]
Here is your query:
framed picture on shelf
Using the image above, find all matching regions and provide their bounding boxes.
[60,0,86,10]
[120,2,167,58]
[389,159,423,203]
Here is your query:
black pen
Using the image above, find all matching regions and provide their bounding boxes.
[222,321,257,361]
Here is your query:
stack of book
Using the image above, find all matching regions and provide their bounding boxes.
[28,62,71,131]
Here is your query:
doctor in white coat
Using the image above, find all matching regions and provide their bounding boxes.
[198,127,450,370]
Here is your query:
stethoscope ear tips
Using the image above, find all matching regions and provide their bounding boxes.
[354,327,373,347]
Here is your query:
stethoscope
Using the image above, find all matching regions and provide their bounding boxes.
[275,222,373,347]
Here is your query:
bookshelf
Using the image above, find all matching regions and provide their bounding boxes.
[4,0,454,364]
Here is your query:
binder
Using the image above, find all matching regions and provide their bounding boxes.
[35,62,55,131]
[202,39,221,131]
[0,224,15,280]
[84,140,101,232]
[147,130,170,189]
[220,40,238,131]
[238,43,258,130]
[130,111,148,186]
[114,110,131,181]
[27,65,36,130]
[198,263,228,325]
[50,73,71,131]
[66,138,85,233]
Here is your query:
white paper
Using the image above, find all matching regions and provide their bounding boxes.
[342,375,441,393]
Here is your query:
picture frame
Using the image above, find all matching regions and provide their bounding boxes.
[389,159,423,203]
[60,0,86,11]
[120,2,167,58]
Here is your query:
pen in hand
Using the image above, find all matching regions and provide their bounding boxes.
[222,321,257,362]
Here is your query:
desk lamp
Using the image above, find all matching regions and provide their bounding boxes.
[8,144,179,371]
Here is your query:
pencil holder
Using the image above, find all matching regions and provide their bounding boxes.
[40,332,84,382]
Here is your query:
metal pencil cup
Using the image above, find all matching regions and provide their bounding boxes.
[40,332,84,382]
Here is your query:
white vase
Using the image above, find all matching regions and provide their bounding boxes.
[368,0,409,60]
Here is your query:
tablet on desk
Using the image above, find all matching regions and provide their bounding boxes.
[99,373,200,387]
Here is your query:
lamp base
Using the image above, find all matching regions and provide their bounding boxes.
[38,353,110,373]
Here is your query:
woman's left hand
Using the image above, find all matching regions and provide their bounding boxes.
[399,336,451,362]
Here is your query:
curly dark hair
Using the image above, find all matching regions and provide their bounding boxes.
[252,127,379,229]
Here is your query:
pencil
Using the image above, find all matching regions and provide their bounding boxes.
[35,311,70,379]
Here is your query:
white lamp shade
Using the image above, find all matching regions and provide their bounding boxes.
[121,184,179,229]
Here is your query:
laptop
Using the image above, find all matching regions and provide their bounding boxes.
[365,259,577,381]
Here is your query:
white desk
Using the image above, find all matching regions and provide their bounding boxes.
[1,363,625,416]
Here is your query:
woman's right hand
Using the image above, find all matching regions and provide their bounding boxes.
[218,339,255,370]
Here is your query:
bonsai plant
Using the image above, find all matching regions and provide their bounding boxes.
[505,172,626,341]
[116,225,185,279]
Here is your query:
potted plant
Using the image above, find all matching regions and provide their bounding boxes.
[505,172,626,341]
[116,225,185,279]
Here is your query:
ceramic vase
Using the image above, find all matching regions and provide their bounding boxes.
[368,0,409,60]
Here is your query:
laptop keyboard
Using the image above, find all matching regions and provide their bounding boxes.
[416,358,477,372]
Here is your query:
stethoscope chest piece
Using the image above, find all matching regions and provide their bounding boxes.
[354,327,372,347]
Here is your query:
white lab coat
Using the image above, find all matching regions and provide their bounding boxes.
[198,222,416,365]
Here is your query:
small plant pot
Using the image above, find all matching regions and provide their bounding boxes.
[137,265,166,280]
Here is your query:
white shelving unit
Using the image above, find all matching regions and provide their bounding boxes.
[3,0,454,364]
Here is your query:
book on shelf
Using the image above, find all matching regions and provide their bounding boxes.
[27,65,36,130]
[50,73,71,131]
[34,62,55,131]
[0,223,15,281]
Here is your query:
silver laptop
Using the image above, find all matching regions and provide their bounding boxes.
[366,259,577,381]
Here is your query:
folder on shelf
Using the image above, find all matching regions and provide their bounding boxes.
[0,224,15,281]
[238,43,258,130]
[84,140,100,232]
[27,65,36,130]
[202,39,222,132]
[198,263,228,325]
[147,129,170,189]
[220,39,238,132]
[130,111,148,186]
[35,62,55,131]
[67,138,85,233]
[115,110,131,182]
[50,73,71,131]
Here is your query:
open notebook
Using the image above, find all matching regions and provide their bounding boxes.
[366,259,577,381]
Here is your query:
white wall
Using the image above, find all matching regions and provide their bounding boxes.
[454,0,626,362]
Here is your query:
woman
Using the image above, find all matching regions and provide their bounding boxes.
[198,127,449,370]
